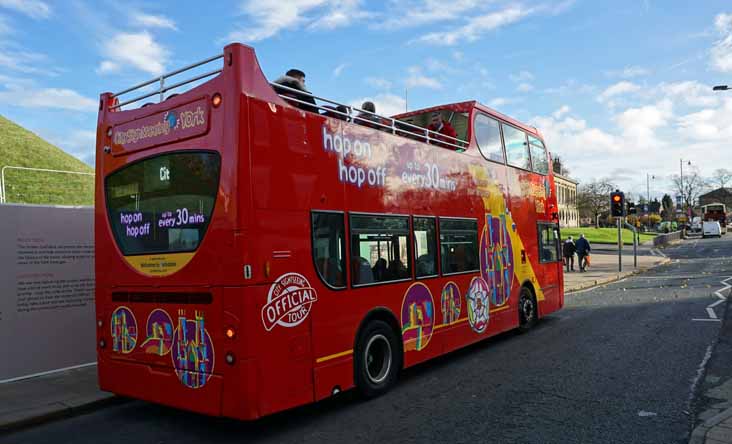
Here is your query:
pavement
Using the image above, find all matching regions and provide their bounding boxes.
[1,237,728,443]
[563,247,669,293]
[0,365,116,433]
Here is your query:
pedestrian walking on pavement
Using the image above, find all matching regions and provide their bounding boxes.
[575,233,591,272]
[563,236,576,272]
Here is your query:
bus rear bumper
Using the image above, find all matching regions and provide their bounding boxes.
[98,355,261,420]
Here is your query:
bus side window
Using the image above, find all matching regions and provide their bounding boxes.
[528,136,549,175]
[350,214,412,286]
[502,124,531,170]
[439,218,479,274]
[538,223,560,263]
[474,114,505,163]
[413,217,438,278]
[311,211,346,288]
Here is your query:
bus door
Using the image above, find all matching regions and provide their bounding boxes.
[536,223,562,311]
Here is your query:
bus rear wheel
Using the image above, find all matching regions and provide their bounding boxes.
[518,286,537,333]
[354,320,401,398]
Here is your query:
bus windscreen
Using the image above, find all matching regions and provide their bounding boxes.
[105,151,220,256]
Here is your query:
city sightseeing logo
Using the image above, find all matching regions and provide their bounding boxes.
[112,105,206,146]
[261,273,318,331]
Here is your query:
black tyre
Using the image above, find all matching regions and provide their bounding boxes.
[354,320,401,398]
[517,286,538,333]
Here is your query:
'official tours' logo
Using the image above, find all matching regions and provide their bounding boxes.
[261,273,318,331]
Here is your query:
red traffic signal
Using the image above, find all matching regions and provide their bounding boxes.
[610,191,625,217]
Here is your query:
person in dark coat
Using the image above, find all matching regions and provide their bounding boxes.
[575,233,591,272]
[563,236,576,272]
[273,69,318,113]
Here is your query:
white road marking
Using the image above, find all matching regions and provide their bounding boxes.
[688,344,715,411]
[638,410,657,417]
[691,318,721,322]
[692,276,732,322]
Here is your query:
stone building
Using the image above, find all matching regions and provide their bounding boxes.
[554,172,579,228]
[699,188,732,208]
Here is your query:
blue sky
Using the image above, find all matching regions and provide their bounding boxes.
[1,0,731,200]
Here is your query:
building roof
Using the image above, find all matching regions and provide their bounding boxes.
[700,187,732,198]
[553,171,579,184]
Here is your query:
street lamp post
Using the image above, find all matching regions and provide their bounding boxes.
[680,159,692,210]
[713,85,730,91]
[646,173,655,211]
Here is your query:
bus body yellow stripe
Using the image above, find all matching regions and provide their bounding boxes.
[316,349,353,363]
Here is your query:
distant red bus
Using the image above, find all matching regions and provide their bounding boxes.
[95,43,563,420]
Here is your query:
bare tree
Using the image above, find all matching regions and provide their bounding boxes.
[670,171,707,209]
[577,178,616,227]
[712,168,732,189]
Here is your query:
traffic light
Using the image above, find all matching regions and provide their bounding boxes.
[611,190,626,217]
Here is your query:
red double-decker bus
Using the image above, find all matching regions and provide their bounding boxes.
[95,43,563,420]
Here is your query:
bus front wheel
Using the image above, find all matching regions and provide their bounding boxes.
[354,320,401,398]
[518,286,538,333]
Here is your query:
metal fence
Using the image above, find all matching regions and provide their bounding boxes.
[0,166,94,205]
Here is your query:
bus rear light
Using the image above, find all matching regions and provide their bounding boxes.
[225,327,236,339]
[264,261,271,278]
[212,93,222,108]
[225,352,235,365]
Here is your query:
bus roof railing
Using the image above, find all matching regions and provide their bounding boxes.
[105,51,468,151]
[110,53,224,110]
[270,82,469,151]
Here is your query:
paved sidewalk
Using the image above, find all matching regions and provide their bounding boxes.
[0,365,115,432]
[564,251,669,292]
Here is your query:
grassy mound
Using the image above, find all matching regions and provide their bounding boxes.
[0,115,93,206]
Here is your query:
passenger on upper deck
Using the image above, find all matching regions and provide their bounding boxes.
[427,112,458,148]
[354,101,385,130]
[273,69,318,113]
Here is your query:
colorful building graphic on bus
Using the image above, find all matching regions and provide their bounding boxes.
[480,212,514,307]
[466,277,490,333]
[111,306,137,354]
[440,281,461,325]
[401,283,435,352]
[142,309,174,356]
[171,310,214,389]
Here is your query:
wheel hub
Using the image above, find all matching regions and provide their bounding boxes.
[364,334,392,384]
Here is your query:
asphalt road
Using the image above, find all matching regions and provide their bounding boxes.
[5,236,732,444]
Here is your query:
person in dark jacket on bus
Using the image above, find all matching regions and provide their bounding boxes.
[563,236,576,272]
[575,233,591,272]
[273,69,318,113]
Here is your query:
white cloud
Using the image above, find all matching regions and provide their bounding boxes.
[510,70,533,82]
[333,63,347,77]
[226,0,370,42]
[614,99,673,147]
[0,48,57,75]
[654,80,719,108]
[377,0,482,29]
[100,32,169,76]
[552,105,570,119]
[597,81,641,103]
[606,65,649,78]
[516,82,533,93]
[711,12,732,72]
[0,0,50,19]
[349,93,406,117]
[405,66,442,89]
[544,79,595,95]
[414,5,533,46]
[308,0,371,30]
[365,77,392,90]
[131,13,178,30]
[488,97,520,108]
[0,86,96,111]
[676,97,732,141]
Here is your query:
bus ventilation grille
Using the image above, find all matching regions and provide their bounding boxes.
[111,292,213,304]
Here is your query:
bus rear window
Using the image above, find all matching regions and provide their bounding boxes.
[105,151,221,256]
